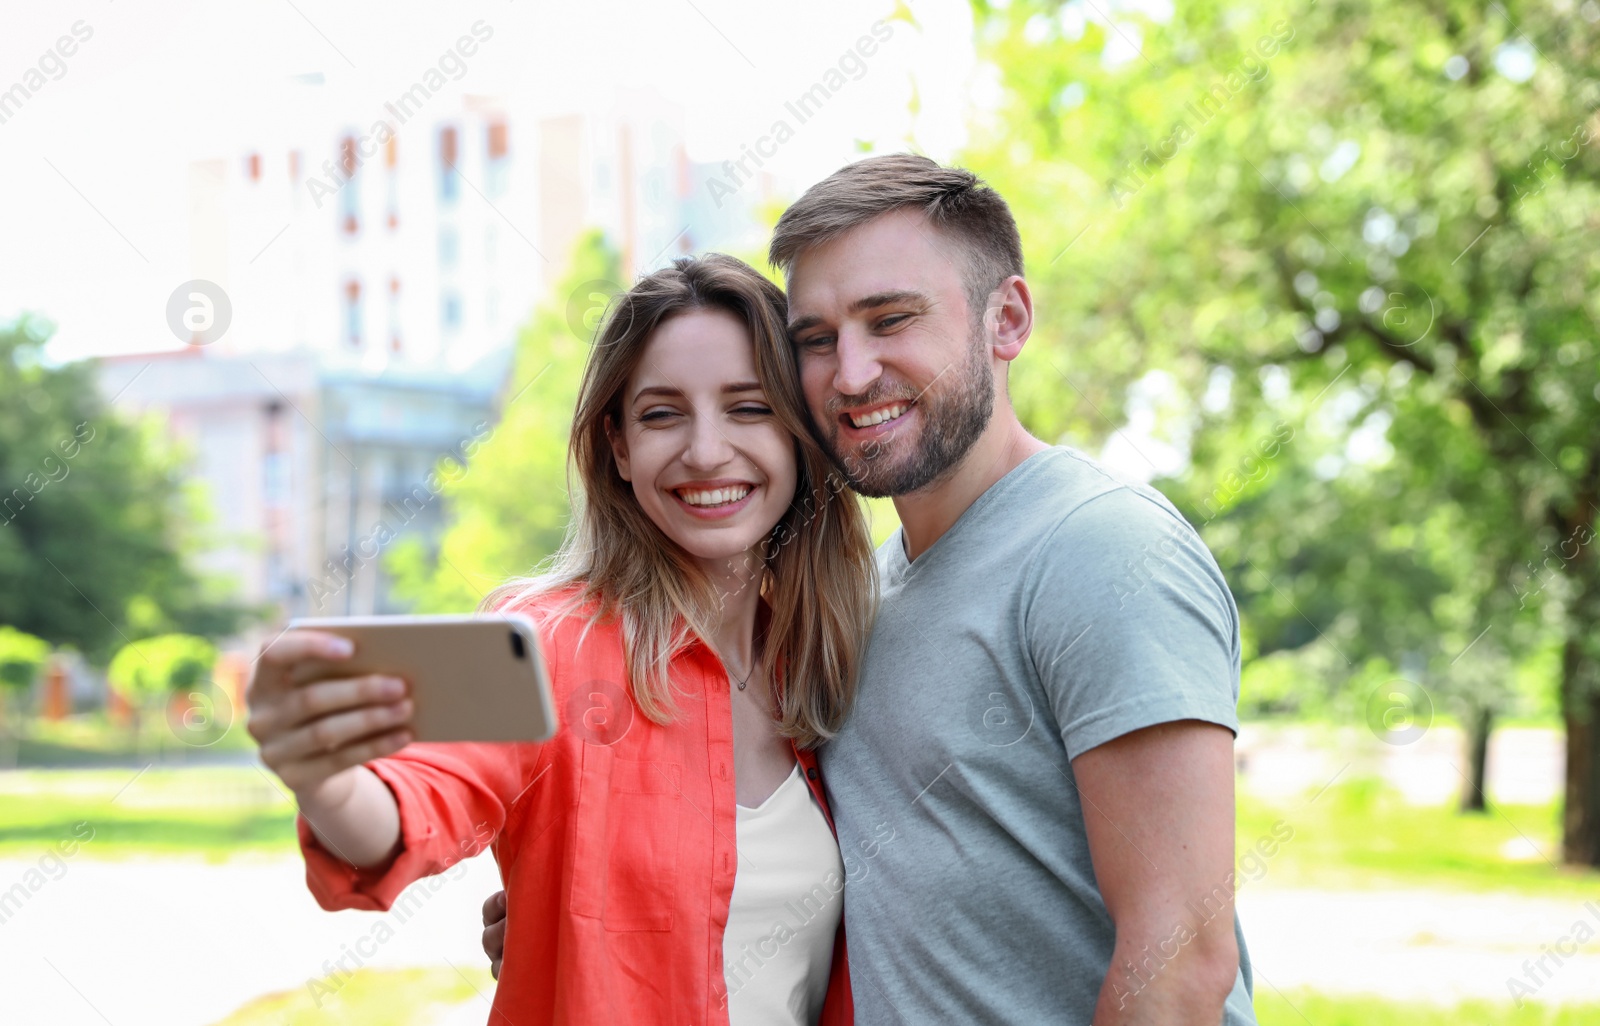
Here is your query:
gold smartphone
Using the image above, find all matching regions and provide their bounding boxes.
[284,613,557,743]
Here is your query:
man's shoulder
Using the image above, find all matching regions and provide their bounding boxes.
[1019,446,1196,553]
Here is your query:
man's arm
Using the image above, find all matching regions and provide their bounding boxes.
[1073,719,1240,1025]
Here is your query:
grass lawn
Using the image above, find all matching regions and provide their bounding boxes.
[2,711,256,768]
[1236,773,1599,899]
[4,760,1600,903]
[212,970,1599,1024]
[0,766,297,860]
[214,966,495,1024]
[1257,989,1600,1024]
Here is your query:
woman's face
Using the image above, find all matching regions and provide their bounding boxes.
[608,307,798,576]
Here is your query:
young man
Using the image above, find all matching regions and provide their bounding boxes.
[485,154,1258,1024]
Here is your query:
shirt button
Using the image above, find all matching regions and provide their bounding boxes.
[806,767,818,781]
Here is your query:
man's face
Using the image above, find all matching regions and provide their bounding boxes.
[785,208,996,498]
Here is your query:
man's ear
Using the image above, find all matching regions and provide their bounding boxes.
[985,275,1034,364]
[605,414,632,482]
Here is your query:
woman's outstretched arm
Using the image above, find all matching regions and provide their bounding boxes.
[246,629,413,868]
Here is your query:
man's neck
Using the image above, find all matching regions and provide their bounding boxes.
[892,412,1049,561]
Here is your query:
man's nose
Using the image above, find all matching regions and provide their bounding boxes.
[833,329,883,399]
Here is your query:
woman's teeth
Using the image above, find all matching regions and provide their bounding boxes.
[678,485,753,507]
[849,403,908,428]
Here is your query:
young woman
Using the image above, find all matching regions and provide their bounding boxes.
[246,254,877,1025]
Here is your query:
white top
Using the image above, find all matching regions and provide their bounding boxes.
[722,762,845,1026]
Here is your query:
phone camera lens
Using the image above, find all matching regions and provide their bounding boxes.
[509,631,526,660]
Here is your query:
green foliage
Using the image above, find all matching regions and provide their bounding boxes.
[0,317,254,663]
[965,1,1599,747]
[105,633,217,706]
[0,625,50,693]
[387,231,625,611]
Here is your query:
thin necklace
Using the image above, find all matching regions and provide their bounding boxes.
[724,630,764,691]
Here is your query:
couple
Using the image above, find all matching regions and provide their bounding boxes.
[248,154,1258,1025]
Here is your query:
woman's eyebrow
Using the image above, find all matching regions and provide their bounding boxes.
[632,381,764,402]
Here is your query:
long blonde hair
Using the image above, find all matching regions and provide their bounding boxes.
[482,254,877,747]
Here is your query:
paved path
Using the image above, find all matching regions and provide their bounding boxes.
[4,853,1598,1024]
[1239,884,1600,1009]
[0,852,504,1025]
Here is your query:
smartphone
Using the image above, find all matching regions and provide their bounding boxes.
[283,613,557,743]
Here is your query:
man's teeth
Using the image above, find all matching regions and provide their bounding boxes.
[679,485,753,507]
[849,403,908,428]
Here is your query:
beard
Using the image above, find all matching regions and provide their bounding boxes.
[822,332,995,498]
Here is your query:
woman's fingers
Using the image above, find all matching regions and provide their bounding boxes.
[269,729,413,792]
[248,674,406,740]
[255,629,354,674]
[245,628,413,799]
[246,630,358,721]
[259,698,414,766]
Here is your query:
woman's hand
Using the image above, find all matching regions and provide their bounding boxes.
[246,630,413,864]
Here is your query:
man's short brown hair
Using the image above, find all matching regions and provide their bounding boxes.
[768,153,1025,322]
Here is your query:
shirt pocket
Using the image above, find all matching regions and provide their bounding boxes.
[569,745,682,931]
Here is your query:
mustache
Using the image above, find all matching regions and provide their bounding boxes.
[825,384,919,418]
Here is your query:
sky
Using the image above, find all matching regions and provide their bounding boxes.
[0,0,982,362]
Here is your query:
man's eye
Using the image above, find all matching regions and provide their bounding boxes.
[874,314,909,331]
[796,335,835,351]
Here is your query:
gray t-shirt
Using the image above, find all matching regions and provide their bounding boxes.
[820,446,1257,1024]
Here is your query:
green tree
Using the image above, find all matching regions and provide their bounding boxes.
[0,625,50,743]
[106,633,218,745]
[967,0,1599,858]
[388,232,625,611]
[0,317,254,662]
[0,625,49,696]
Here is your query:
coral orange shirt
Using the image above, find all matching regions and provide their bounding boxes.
[296,589,853,1026]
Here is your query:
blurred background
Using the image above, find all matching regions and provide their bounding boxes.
[1,0,1597,1022]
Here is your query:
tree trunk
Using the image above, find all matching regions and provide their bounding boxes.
[1560,545,1600,866]
[1459,705,1492,813]
[1561,633,1600,866]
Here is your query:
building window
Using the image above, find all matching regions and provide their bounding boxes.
[264,451,288,506]
[441,292,462,331]
[486,120,508,197]
[344,279,362,346]
[246,153,261,181]
[438,227,459,269]
[389,276,401,352]
[340,134,360,234]
[439,126,458,202]
[385,134,399,230]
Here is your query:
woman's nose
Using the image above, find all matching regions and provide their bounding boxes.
[681,415,735,469]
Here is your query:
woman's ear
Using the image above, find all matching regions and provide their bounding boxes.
[605,414,632,482]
